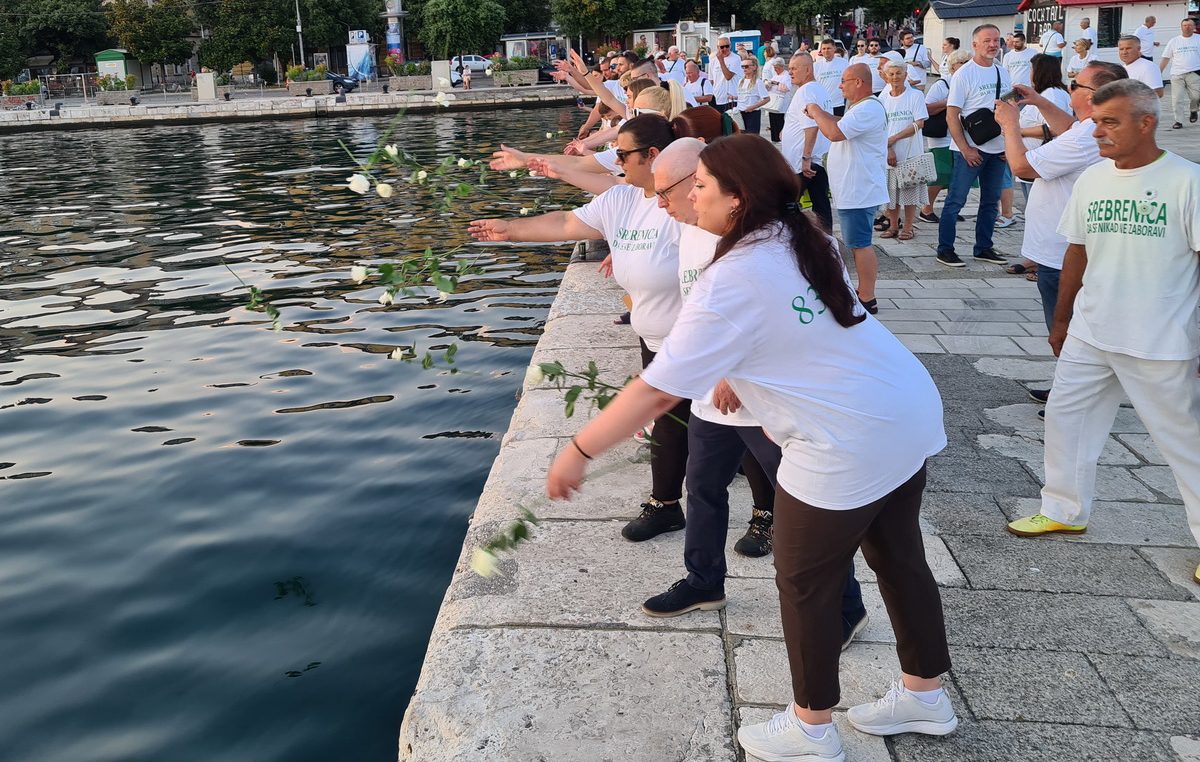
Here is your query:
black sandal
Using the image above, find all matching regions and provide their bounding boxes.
[613,311,631,325]
[859,297,879,315]
[1004,263,1036,275]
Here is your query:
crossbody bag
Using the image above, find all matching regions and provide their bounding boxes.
[960,66,1002,145]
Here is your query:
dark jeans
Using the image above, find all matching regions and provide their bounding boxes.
[640,339,689,502]
[685,417,865,627]
[798,166,833,232]
[1036,264,1061,331]
[768,110,786,141]
[774,464,949,710]
[938,149,1006,256]
[741,108,762,135]
[713,101,736,114]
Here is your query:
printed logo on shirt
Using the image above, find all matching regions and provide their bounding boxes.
[680,267,701,296]
[791,286,826,324]
[1084,197,1169,238]
[613,226,660,251]
[887,109,915,123]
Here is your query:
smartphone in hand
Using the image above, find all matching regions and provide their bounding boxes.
[998,89,1022,104]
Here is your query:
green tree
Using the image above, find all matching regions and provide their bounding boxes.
[502,0,552,34]
[11,0,110,72]
[418,0,506,59]
[108,0,195,66]
[755,0,850,37]
[550,0,668,41]
[198,0,384,71]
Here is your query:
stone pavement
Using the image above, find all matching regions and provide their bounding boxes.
[397,120,1200,761]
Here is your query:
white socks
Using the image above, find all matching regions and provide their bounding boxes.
[797,718,831,740]
[906,686,945,704]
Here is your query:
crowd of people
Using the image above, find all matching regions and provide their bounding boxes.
[466,20,1200,762]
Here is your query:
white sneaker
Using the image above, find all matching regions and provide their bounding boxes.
[847,680,958,736]
[737,705,845,762]
[994,215,1016,228]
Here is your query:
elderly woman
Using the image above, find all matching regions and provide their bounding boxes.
[1066,38,1096,79]
[879,59,928,240]
[764,57,793,142]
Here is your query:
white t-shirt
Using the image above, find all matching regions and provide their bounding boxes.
[682,75,711,107]
[1022,119,1101,269]
[1067,52,1096,76]
[827,96,889,210]
[1134,25,1157,58]
[641,228,946,509]
[736,77,769,111]
[947,59,1011,154]
[1018,86,1072,152]
[676,225,759,426]
[1042,30,1066,56]
[712,52,745,104]
[850,54,884,91]
[1076,26,1097,48]
[1123,56,1164,90]
[603,79,627,105]
[572,185,682,352]
[1163,34,1200,77]
[880,85,929,162]
[1003,47,1037,87]
[659,58,686,86]
[814,56,848,106]
[924,76,952,150]
[1058,151,1200,360]
[902,43,931,87]
[768,70,794,112]
[782,81,833,171]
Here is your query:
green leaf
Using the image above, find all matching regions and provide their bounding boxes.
[421,352,434,370]
[512,522,528,542]
[444,344,458,364]
[564,386,581,404]
[564,400,575,418]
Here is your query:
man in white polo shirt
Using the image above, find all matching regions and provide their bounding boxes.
[1161,18,1200,129]
[658,45,687,86]
[1076,17,1097,48]
[711,36,745,113]
[1135,15,1160,60]
[682,61,713,107]
[814,38,848,115]
[1118,35,1164,96]
[782,53,834,231]
[1042,21,1067,58]
[1005,80,1200,588]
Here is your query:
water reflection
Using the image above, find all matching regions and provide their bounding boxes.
[0,107,581,762]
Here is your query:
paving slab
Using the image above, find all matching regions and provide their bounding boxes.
[1172,735,1200,761]
[399,627,734,761]
[890,719,1176,761]
[998,497,1196,548]
[725,578,896,644]
[1128,599,1200,659]
[942,533,1193,600]
[733,639,909,710]
[926,454,1042,497]
[920,492,1009,536]
[1132,466,1185,501]
[1117,433,1168,465]
[935,336,1026,355]
[1090,654,1200,734]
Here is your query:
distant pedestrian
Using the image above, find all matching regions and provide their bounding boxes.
[764,58,793,142]
[879,60,928,240]
[1118,36,1163,95]
[1066,38,1096,79]
[813,38,848,115]
[733,58,770,135]
[1134,16,1159,60]
[935,24,1011,269]
[806,62,889,313]
[782,53,834,231]
[1160,18,1200,128]
[921,50,971,224]
[1042,21,1067,58]
[1005,80,1200,589]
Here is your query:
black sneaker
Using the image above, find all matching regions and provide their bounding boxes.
[937,250,965,268]
[842,610,869,651]
[1191,111,1198,123]
[1037,409,1045,420]
[621,498,685,541]
[918,211,939,223]
[974,249,1007,265]
[1028,388,1050,404]
[642,579,726,617]
[734,507,773,557]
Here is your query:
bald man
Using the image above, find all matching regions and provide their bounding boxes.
[642,141,868,641]
[783,53,834,231]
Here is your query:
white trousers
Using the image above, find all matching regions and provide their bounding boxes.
[1041,336,1200,546]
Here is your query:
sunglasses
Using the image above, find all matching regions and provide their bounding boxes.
[632,107,660,116]
[656,172,695,201]
[718,44,730,49]
[614,145,652,162]
[1069,81,1095,92]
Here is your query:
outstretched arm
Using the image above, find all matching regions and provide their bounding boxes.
[468,210,604,243]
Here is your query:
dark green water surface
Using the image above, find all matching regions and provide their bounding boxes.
[0,107,581,762]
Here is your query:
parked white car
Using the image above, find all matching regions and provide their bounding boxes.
[451,55,490,73]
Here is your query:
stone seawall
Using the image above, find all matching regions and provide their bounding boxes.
[0,86,575,135]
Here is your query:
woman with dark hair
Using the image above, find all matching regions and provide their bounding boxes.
[669,105,739,142]
[471,115,693,542]
[546,134,957,760]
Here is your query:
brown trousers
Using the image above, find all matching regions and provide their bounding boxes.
[773,463,951,710]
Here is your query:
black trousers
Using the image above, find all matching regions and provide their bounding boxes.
[768,110,786,142]
[741,108,762,135]
[798,166,833,233]
[640,339,689,502]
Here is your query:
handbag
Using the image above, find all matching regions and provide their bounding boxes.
[894,152,938,189]
[922,79,950,138]
[960,67,1002,145]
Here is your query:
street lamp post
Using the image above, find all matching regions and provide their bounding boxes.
[294,0,306,68]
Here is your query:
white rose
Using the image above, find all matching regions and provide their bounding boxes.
[346,173,370,194]
[376,182,394,198]
[416,170,428,182]
[470,548,500,578]
[519,207,531,216]
[509,170,518,178]
[545,132,554,139]
[350,265,368,284]
[384,144,399,158]
[524,364,545,386]
[528,170,539,178]
[484,67,493,76]
[437,290,451,302]
[378,290,394,305]
[456,158,470,168]
[389,348,403,360]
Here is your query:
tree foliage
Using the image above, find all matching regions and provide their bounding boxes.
[502,0,552,34]
[3,0,110,74]
[755,0,852,35]
[419,0,506,58]
[198,0,381,71]
[107,0,195,66]
[550,0,669,42]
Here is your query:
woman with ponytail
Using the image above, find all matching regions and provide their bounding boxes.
[546,134,958,761]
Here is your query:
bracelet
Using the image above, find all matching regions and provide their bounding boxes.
[571,437,593,460]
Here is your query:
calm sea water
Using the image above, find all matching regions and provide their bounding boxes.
[0,107,581,762]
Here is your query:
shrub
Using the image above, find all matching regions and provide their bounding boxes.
[98,74,131,91]
[490,55,541,72]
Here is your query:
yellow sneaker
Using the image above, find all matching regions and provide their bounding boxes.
[1006,513,1087,537]
[1194,563,1199,586]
